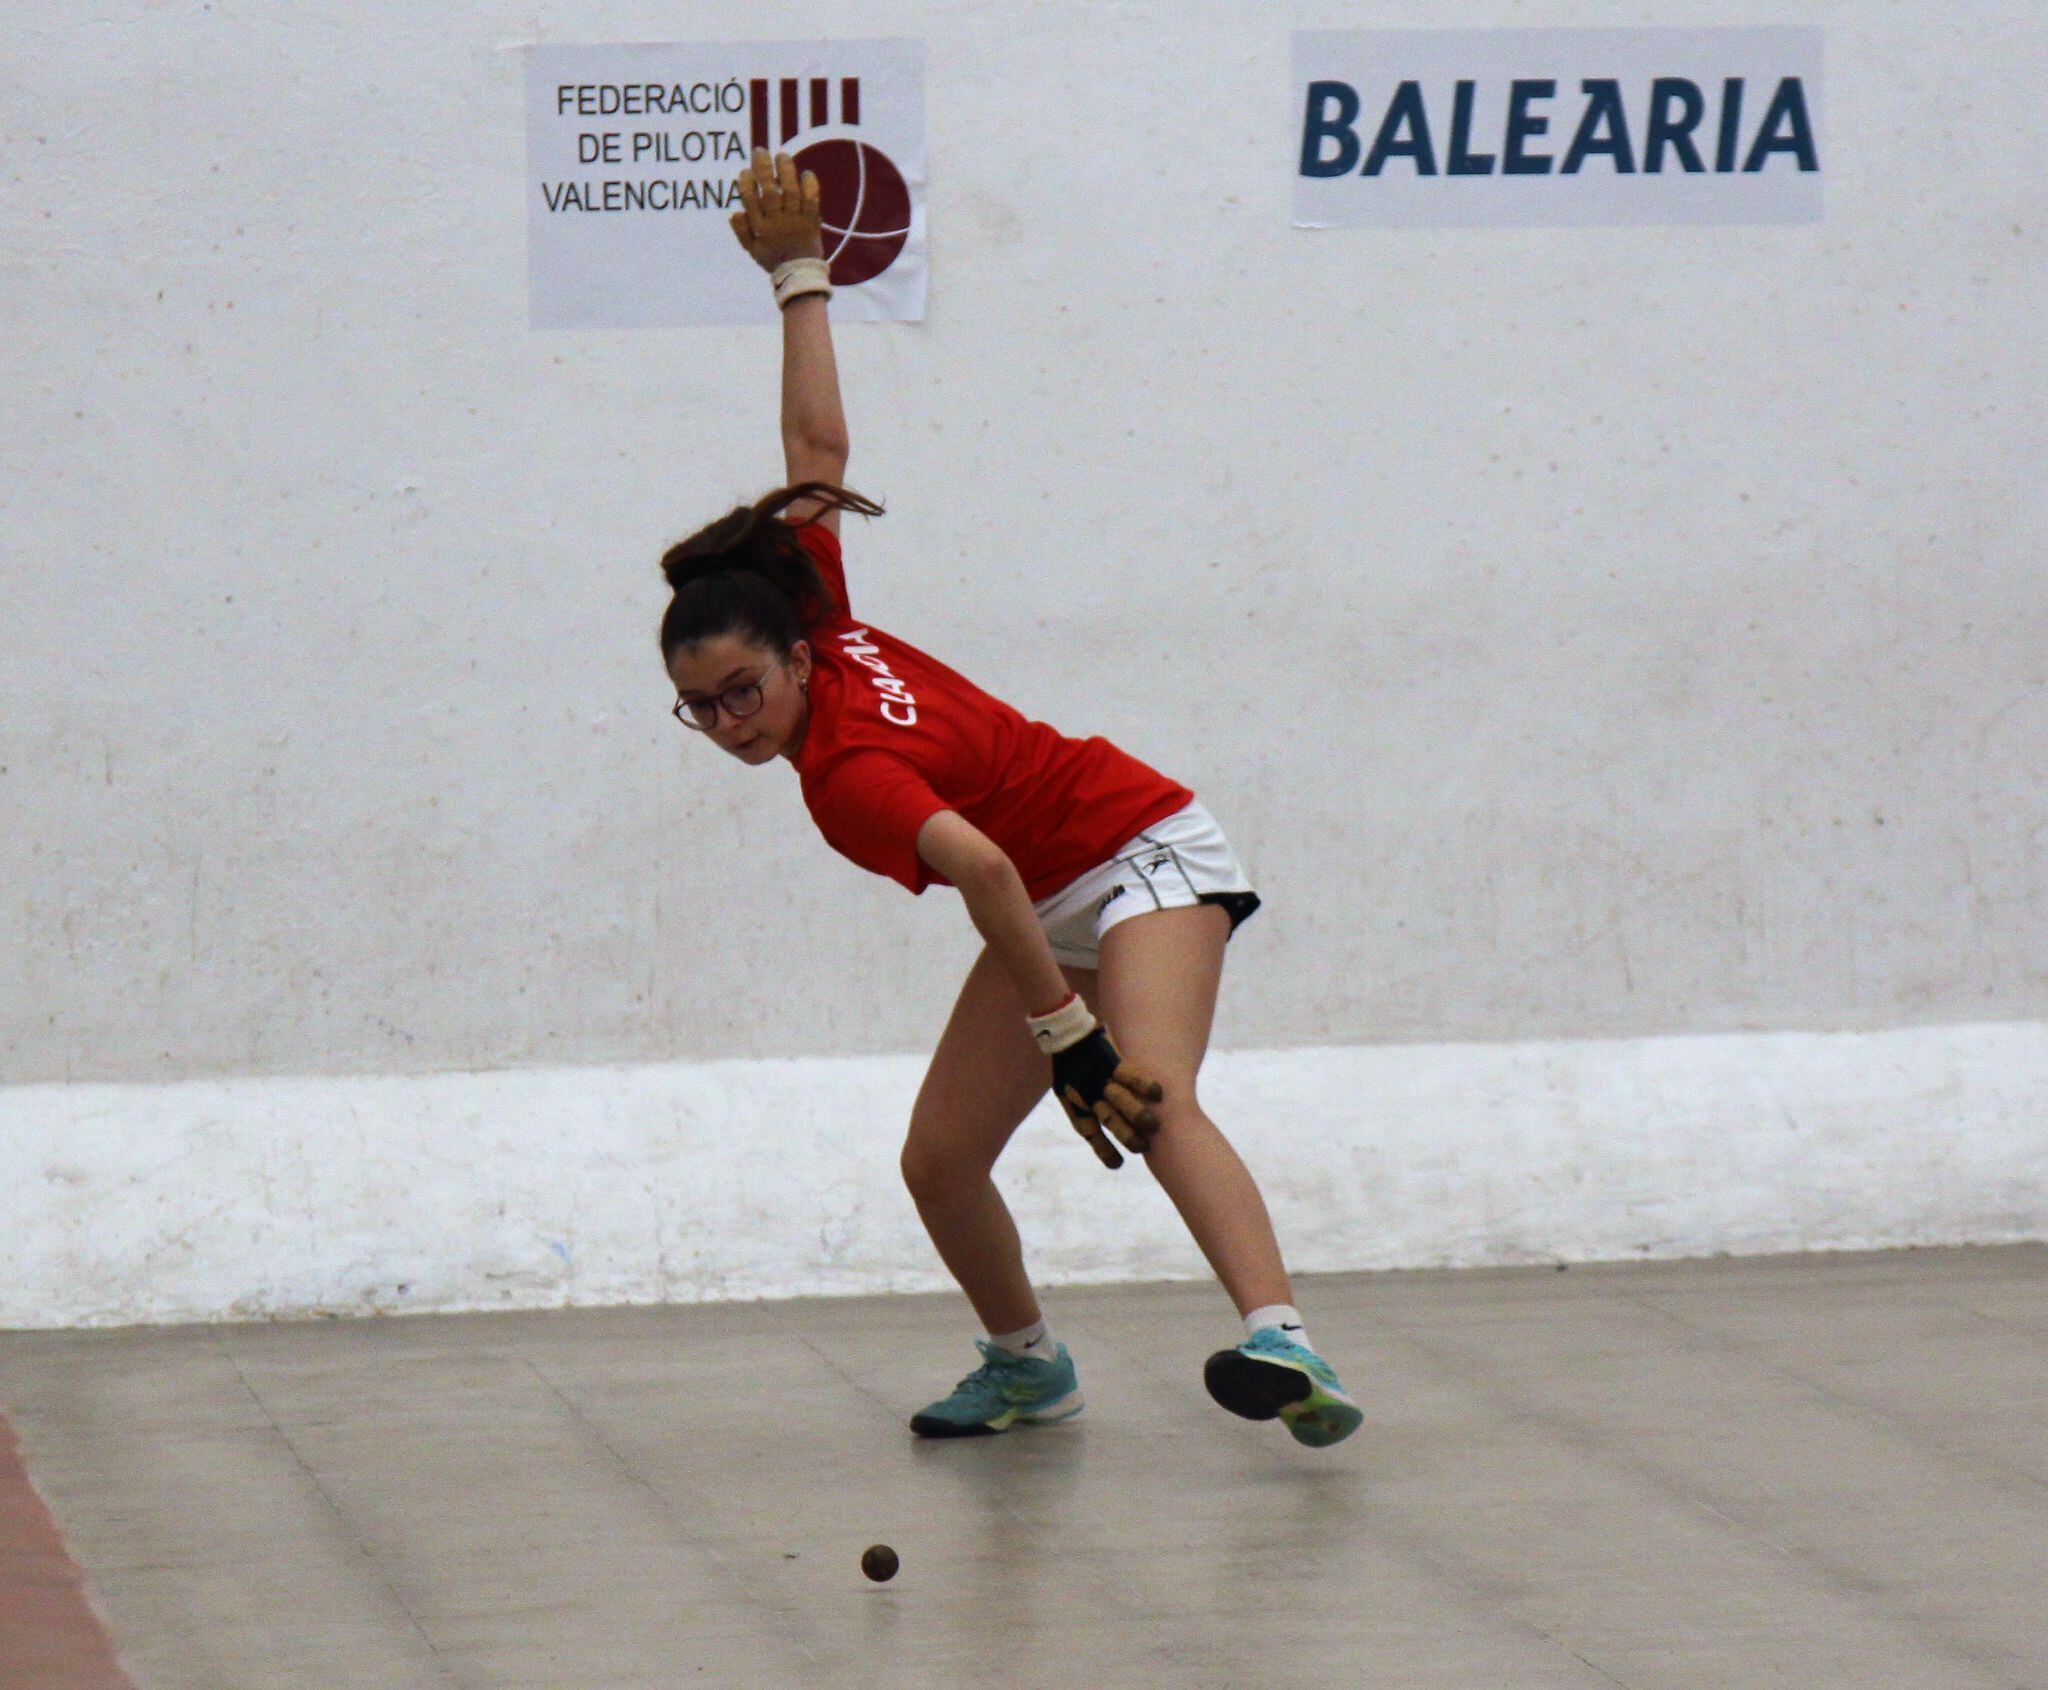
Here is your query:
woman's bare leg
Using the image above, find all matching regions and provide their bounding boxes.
[902,945,1096,1335]
[1094,904,1294,1316]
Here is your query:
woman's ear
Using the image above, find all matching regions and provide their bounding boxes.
[792,638,813,686]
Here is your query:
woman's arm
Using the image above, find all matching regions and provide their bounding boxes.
[781,294,850,535]
[958,860,1070,1016]
[730,147,850,533]
[916,809,1165,1169]
[917,812,1069,1015]
[782,293,848,455]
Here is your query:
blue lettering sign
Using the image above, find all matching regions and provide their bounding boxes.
[1644,78,1707,173]
[1503,79,1557,175]
[1300,80,1362,177]
[1562,79,1635,174]
[1744,77,1818,171]
[1364,80,1437,176]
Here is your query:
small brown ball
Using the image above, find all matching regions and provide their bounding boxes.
[860,1543,899,1582]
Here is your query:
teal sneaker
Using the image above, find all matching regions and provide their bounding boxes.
[1204,1329,1363,1448]
[909,1339,1084,1439]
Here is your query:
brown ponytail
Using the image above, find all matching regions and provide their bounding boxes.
[658,481,885,663]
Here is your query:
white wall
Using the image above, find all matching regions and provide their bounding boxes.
[7,1025,2044,1329]
[4,3,2045,1323]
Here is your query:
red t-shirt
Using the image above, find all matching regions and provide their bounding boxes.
[785,520,1195,901]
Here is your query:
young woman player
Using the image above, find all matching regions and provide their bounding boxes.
[657,149,1361,1448]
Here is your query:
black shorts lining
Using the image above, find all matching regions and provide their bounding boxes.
[1198,890,1262,937]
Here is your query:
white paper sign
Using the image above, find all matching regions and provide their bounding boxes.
[525,39,927,328]
[1293,28,1823,229]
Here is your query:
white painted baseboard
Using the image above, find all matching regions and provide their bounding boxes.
[6,1022,2045,1328]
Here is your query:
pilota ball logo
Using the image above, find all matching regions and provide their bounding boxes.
[793,140,911,287]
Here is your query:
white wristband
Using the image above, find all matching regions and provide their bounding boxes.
[771,256,833,309]
[1027,992,1098,1056]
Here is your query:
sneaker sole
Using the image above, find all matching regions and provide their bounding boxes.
[1280,1389,1364,1448]
[1204,1349,1312,1421]
[1204,1351,1363,1448]
[910,1389,1084,1440]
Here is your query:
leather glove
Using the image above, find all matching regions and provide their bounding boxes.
[1028,993,1165,1171]
[729,146,825,272]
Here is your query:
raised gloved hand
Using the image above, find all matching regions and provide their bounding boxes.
[1027,993,1165,1171]
[728,146,824,272]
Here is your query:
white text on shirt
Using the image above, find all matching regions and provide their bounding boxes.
[839,628,919,726]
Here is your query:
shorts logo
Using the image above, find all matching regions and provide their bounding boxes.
[1097,885,1127,914]
[1140,853,1172,874]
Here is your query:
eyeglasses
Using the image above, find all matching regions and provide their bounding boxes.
[673,666,774,731]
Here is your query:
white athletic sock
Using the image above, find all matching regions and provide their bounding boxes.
[990,1317,1059,1365]
[1243,1304,1311,1352]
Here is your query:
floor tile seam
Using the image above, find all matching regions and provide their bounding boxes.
[1615,1290,2048,1502]
[1054,1326,1657,1683]
[1956,1301,2048,1342]
[1131,1389,1648,1685]
[1520,1623,1641,1689]
[84,1610,466,1687]
[207,1327,471,1689]
[1386,1307,2020,1589]
[508,1348,844,1675]
[1049,1321,1273,1454]
[1352,1304,2044,1683]
[1613,1270,2048,1311]
[790,1331,905,1425]
[1339,1250,2048,1295]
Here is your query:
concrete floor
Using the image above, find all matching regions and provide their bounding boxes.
[1,1245,2044,1689]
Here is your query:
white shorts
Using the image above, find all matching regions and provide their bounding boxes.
[1032,799,1262,969]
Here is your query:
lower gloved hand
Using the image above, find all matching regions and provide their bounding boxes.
[1026,993,1165,1170]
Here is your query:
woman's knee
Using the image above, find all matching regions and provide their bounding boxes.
[899,1127,993,1208]
[1131,1060,1201,1114]
[1140,1076,1210,1143]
